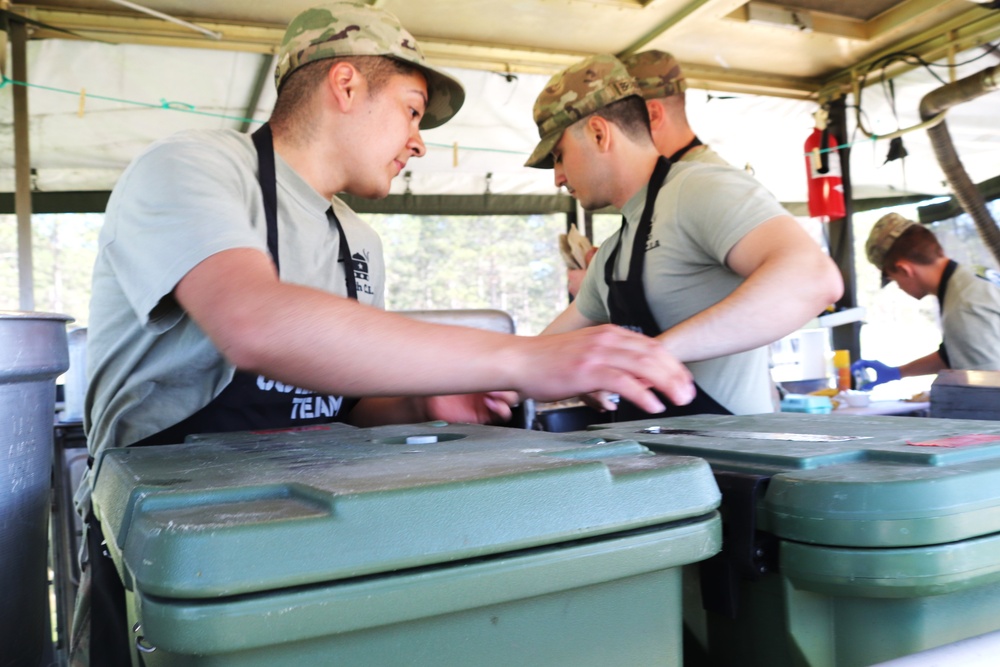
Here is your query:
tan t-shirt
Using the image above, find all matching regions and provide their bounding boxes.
[575,161,788,415]
[84,129,385,466]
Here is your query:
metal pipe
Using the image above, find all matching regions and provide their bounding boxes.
[919,64,1000,265]
[106,0,222,40]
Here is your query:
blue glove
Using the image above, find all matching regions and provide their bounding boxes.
[851,359,901,389]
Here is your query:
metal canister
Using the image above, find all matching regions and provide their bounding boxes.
[0,311,72,666]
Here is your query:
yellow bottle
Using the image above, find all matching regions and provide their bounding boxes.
[833,350,851,391]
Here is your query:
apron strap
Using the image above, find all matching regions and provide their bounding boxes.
[251,123,280,272]
[667,135,703,163]
[328,206,358,300]
[253,122,358,300]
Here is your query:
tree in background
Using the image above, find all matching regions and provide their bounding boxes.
[2,212,575,335]
[368,213,569,335]
[0,213,101,324]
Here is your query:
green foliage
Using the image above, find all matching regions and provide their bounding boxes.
[1,212,577,335]
[367,213,570,335]
[0,214,102,325]
[930,201,1000,274]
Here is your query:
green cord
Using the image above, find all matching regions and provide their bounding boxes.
[1,73,865,157]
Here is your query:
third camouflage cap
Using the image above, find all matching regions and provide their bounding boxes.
[865,212,919,272]
[620,50,688,100]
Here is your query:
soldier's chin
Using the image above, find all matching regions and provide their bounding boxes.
[350,181,392,200]
[577,195,608,211]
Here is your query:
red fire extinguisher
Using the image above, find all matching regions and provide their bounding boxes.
[804,109,845,220]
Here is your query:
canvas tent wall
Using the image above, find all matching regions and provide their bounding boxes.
[3,0,1000,314]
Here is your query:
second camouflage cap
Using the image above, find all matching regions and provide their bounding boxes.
[865,212,918,271]
[525,54,640,169]
[621,50,688,100]
[275,2,465,129]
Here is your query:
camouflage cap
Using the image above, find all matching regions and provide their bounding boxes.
[525,54,640,169]
[866,212,918,271]
[275,2,465,129]
[621,50,688,100]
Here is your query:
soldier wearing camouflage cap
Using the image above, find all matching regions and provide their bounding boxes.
[853,212,1000,389]
[525,54,641,169]
[533,54,842,418]
[274,2,463,129]
[74,15,699,665]
[620,50,729,166]
[864,211,919,274]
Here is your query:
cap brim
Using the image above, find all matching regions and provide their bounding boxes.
[524,131,561,169]
[413,64,465,130]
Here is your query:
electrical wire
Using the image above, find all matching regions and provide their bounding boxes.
[853,41,999,141]
[105,0,222,40]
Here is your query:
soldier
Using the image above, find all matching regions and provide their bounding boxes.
[854,212,1000,386]
[72,9,694,665]
[565,50,730,297]
[530,54,843,417]
[621,49,730,165]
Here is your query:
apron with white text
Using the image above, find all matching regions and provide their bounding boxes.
[135,124,358,446]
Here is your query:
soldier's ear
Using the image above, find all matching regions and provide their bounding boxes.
[586,115,613,153]
[646,100,666,130]
[887,260,915,279]
[327,61,363,113]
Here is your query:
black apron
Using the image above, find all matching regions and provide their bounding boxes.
[136,124,359,446]
[86,125,362,665]
[604,156,730,421]
[936,259,959,368]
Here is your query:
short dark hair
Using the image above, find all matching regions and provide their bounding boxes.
[269,56,421,136]
[575,95,651,143]
[883,224,944,271]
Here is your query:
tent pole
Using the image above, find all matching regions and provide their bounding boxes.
[825,97,860,361]
[10,16,35,311]
[238,54,274,134]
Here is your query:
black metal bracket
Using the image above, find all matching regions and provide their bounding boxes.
[699,471,779,619]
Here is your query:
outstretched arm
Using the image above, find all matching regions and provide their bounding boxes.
[852,351,946,389]
[175,248,694,413]
[347,392,518,427]
[541,301,601,335]
[900,351,947,378]
[657,215,843,362]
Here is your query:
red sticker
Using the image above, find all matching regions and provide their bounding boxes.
[907,434,1000,448]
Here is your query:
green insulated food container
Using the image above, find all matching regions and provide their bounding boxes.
[588,412,1000,667]
[90,422,722,666]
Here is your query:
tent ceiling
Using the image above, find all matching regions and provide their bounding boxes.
[2,0,1000,204]
[8,0,1000,96]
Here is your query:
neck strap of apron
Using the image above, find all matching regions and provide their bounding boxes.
[667,135,703,164]
[605,156,673,289]
[251,123,357,300]
[251,123,280,273]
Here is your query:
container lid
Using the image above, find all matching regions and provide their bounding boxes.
[590,413,1000,548]
[92,422,719,599]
